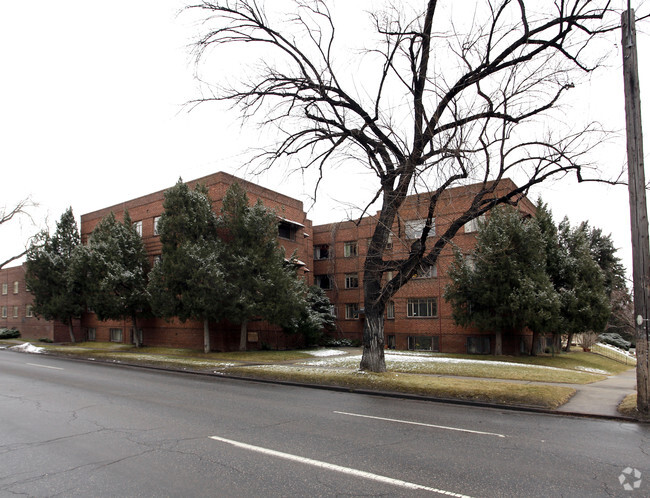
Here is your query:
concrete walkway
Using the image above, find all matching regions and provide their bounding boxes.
[557,369,637,417]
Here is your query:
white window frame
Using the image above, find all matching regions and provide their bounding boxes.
[133,221,143,237]
[414,264,437,279]
[1,306,6,318]
[26,305,33,318]
[345,303,359,320]
[407,298,437,318]
[153,216,161,236]
[344,273,359,289]
[13,281,19,294]
[110,328,123,343]
[343,241,358,258]
[1,283,6,295]
[386,300,395,320]
[464,215,485,233]
[405,219,435,239]
[12,306,18,318]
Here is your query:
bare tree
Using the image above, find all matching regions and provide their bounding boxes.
[0,197,37,269]
[188,0,619,372]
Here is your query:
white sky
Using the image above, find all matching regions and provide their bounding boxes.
[1,1,648,280]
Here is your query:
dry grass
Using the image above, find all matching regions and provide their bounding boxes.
[617,394,650,420]
[226,365,575,409]
[300,354,606,384]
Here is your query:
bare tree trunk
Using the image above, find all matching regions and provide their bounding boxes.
[68,319,75,343]
[203,318,210,354]
[132,313,141,348]
[564,332,574,352]
[494,331,502,355]
[530,330,539,356]
[360,311,386,372]
[239,320,247,352]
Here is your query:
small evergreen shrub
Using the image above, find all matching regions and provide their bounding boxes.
[0,328,21,339]
[39,338,54,343]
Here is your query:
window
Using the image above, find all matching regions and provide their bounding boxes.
[385,233,393,250]
[408,336,439,351]
[133,221,143,237]
[13,281,19,294]
[464,215,486,233]
[278,220,297,240]
[404,219,435,239]
[154,216,161,236]
[343,241,358,257]
[12,306,18,318]
[345,273,359,289]
[329,305,338,318]
[467,336,490,354]
[314,244,330,260]
[345,303,359,319]
[407,298,437,318]
[87,328,96,341]
[315,274,333,290]
[153,254,162,265]
[1,306,6,318]
[413,264,437,279]
[110,328,123,342]
[386,300,395,320]
[1,283,6,295]
[26,305,33,318]
[131,328,143,345]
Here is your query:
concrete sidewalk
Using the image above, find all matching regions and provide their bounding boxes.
[557,369,637,417]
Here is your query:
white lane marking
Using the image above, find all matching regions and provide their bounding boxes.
[209,435,472,497]
[26,363,64,371]
[334,411,506,438]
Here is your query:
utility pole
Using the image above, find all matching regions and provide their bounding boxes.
[622,8,649,416]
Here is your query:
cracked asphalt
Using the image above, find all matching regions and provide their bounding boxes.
[1,349,649,497]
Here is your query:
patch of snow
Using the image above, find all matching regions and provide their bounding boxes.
[575,366,609,375]
[596,342,636,358]
[300,349,348,357]
[10,343,45,354]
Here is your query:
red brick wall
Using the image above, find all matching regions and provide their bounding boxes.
[0,264,82,342]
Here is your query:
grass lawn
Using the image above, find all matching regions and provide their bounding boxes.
[225,365,576,409]
[7,341,634,410]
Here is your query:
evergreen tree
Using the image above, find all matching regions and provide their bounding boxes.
[284,285,336,346]
[147,180,225,353]
[444,206,559,355]
[558,219,610,351]
[217,183,304,351]
[86,211,150,347]
[24,208,87,342]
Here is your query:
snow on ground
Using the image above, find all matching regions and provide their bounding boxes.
[575,366,609,375]
[300,353,571,372]
[9,343,45,354]
[300,349,348,357]
[596,342,636,358]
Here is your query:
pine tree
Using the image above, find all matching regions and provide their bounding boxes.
[557,219,610,351]
[86,211,150,347]
[217,183,304,351]
[147,180,225,353]
[25,208,87,343]
[444,206,559,355]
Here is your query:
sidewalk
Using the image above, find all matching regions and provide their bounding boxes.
[556,369,637,417]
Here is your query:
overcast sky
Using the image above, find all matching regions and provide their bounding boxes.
[1,1,648,279]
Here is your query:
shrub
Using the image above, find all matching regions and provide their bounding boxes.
[598,332,631,351]
[0,328,21,339]
[39,337,54,343]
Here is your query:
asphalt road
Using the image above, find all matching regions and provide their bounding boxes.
[1,349,648,497]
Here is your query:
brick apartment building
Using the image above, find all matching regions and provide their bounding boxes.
[1,173,535,354]
[312,179,536,354]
